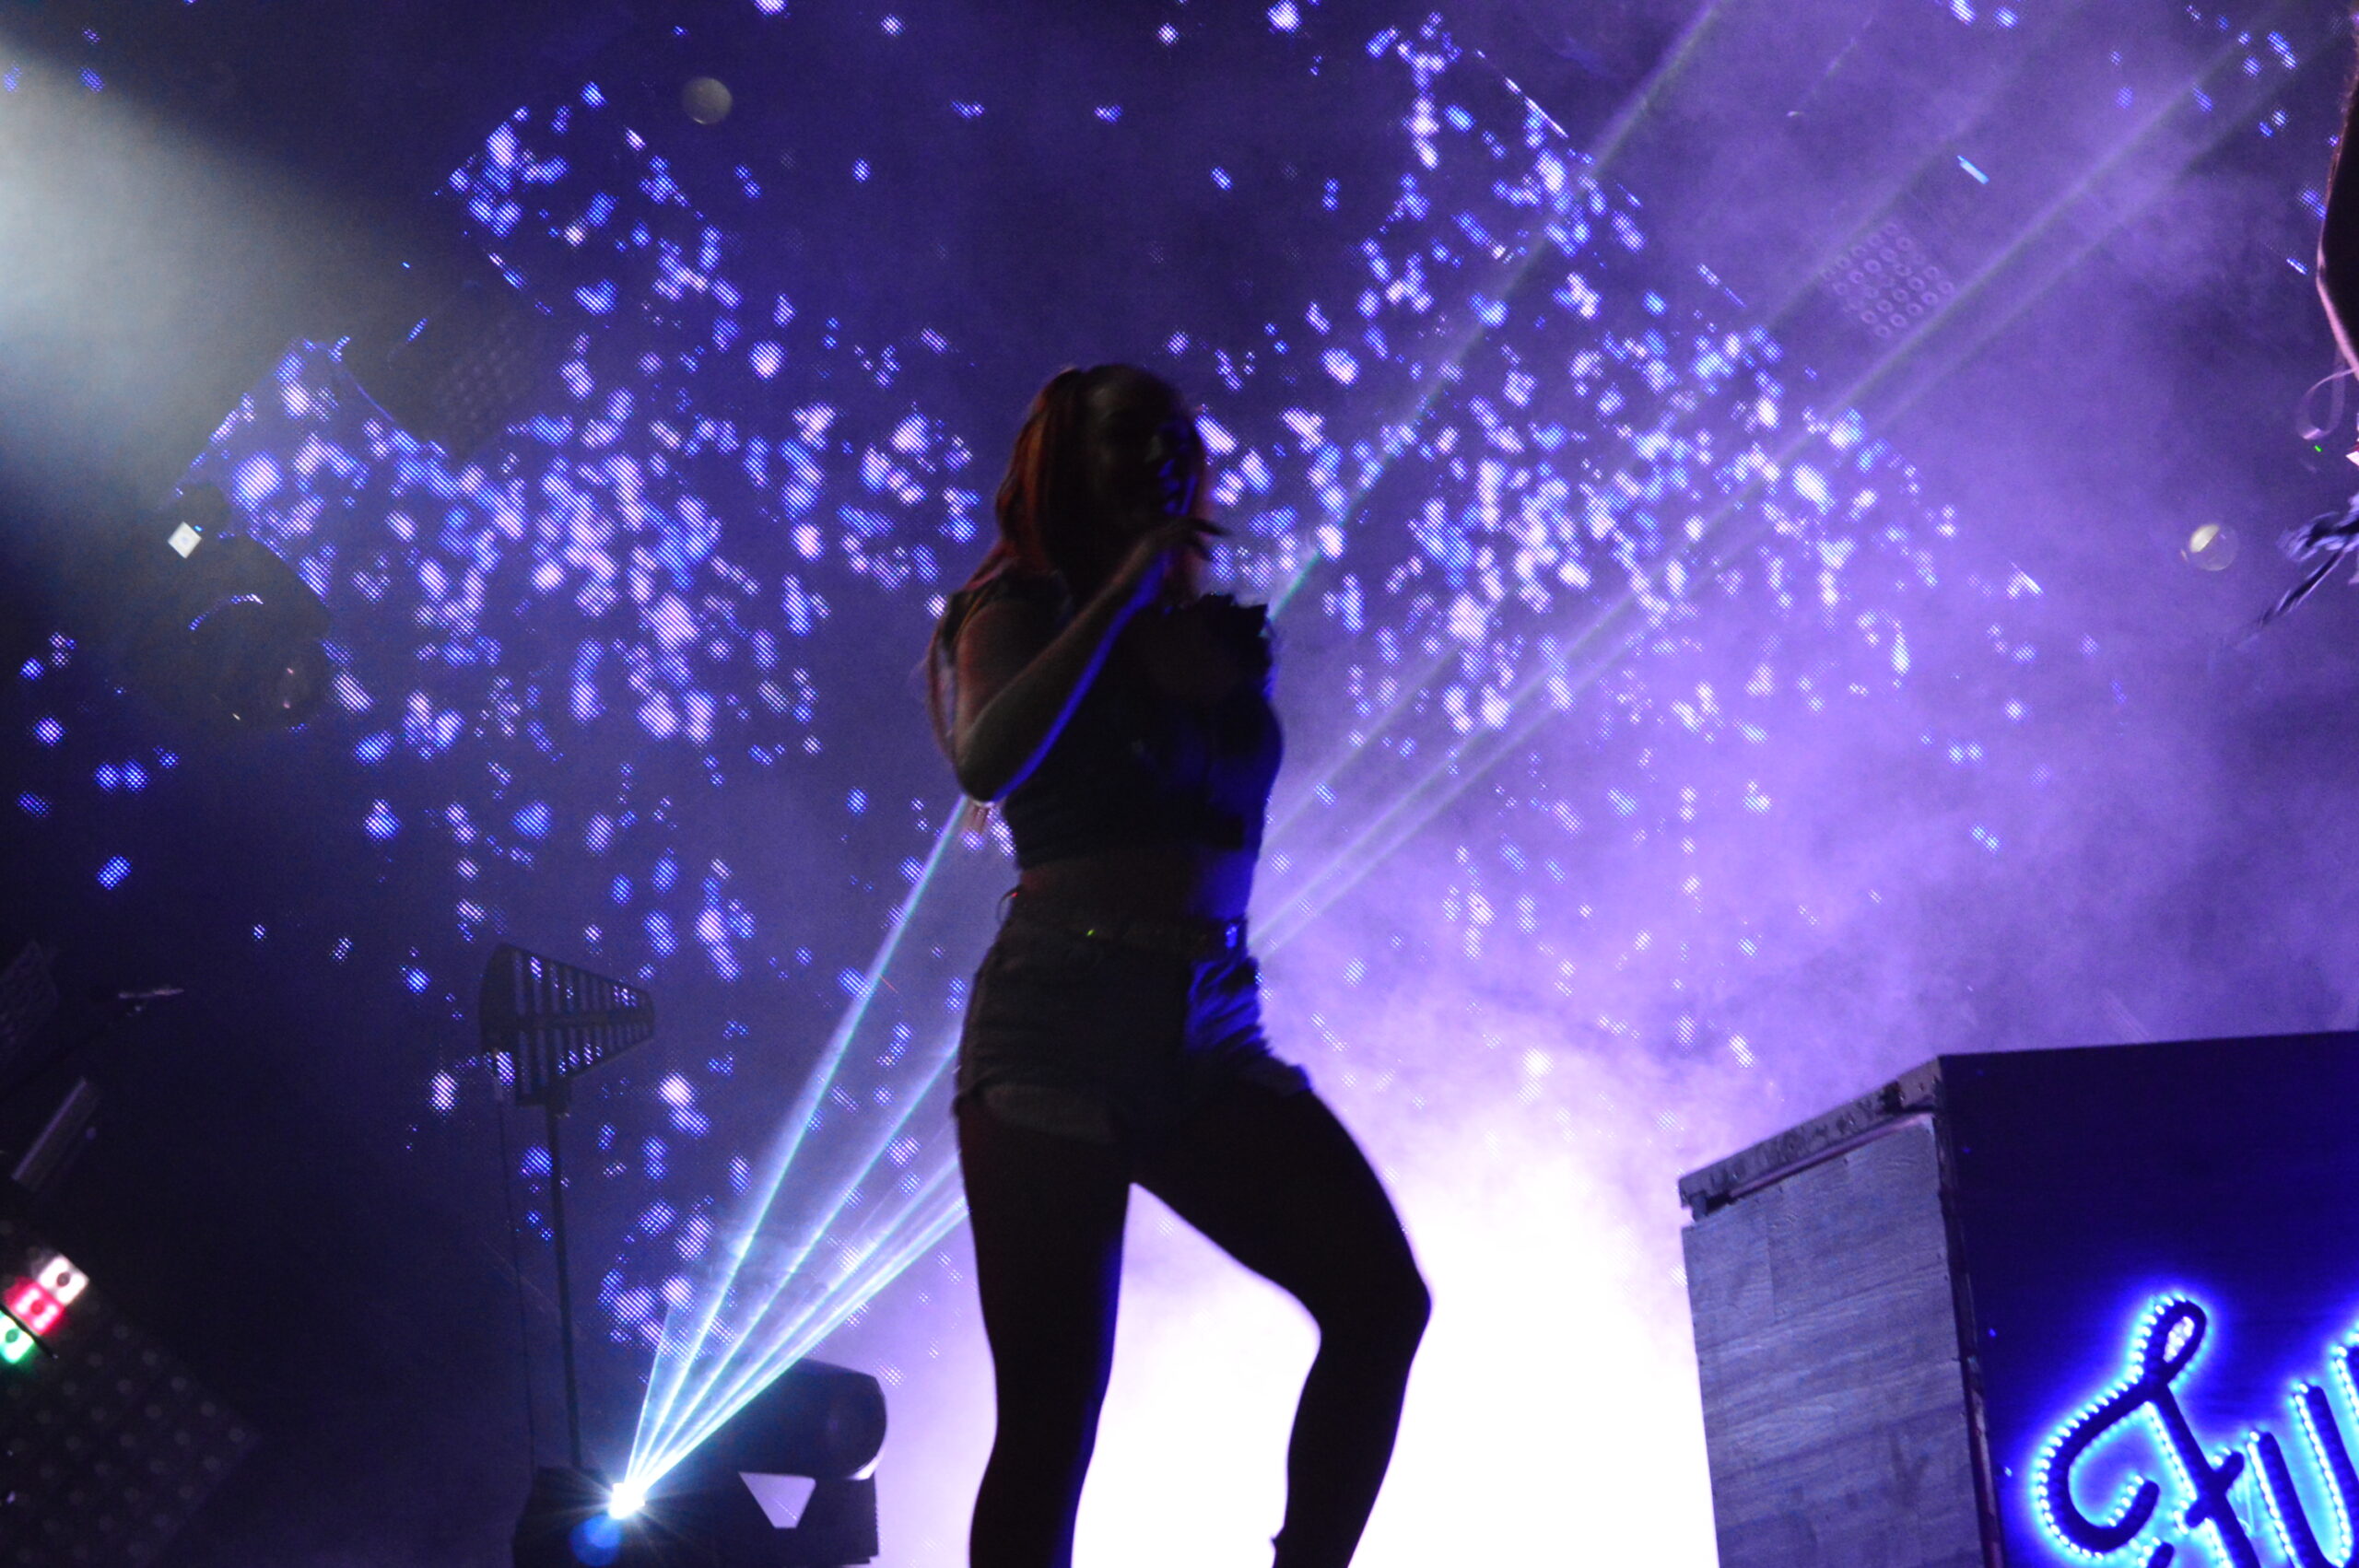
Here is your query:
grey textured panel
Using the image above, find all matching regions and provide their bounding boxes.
[1679,1059,1944,1219]
[1684,1117,1982,1568]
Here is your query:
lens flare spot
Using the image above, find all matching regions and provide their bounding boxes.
[2182,522,2238,571]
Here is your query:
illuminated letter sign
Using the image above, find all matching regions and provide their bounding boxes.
[2034,1294,2359,1568]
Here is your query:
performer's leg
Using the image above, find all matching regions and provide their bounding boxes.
[1138,1086,1429,1568]
[957,1099,1133,1568]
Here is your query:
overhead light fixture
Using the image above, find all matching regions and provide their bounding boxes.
[113,484,332,733]
[341,251,561,462]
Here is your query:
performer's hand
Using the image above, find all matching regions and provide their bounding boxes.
[1151,415,1209,520]
[1112,513,1224,615]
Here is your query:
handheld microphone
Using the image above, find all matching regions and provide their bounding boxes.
[1149,415,1205,519]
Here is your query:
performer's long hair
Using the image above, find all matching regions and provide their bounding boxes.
[923,364,1183,755]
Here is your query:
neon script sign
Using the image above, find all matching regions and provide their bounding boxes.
[2035,1294,2359,1567]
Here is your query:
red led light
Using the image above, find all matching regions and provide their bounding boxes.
[2,1278,62,1337]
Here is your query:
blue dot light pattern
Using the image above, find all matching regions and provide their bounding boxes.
[7,634,187,893]
[0,2,2344,1557]
[147,10,2138,1492]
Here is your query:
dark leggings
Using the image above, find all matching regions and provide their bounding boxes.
[957,1082,1429,1568]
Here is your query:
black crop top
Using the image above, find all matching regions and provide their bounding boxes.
[956,572,1285,870]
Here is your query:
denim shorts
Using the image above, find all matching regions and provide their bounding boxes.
[955,906,1311,1150]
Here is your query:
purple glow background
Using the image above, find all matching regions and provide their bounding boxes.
[9,0,2359,1562]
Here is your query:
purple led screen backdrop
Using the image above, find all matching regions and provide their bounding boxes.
[6,0,2357,1562]
[196,17,2088,1556]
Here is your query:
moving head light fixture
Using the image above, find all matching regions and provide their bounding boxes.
[84,212,561,736]
[654,1356,885,1568]
[110,483,333,734]
[514,1359,886,1568]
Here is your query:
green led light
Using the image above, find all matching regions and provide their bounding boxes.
[0,1317,34,1366]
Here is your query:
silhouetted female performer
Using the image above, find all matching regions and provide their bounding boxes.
[927,365,1428,1568]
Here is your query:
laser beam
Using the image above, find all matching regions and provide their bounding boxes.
[1268,0,2258,847]
[628,814,963,1471]
[641,1163,968,1482]
[1261,2,2331,948]
[633,1024,961,1469]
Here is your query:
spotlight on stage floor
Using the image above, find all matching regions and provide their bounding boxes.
[516,1362,884,1568]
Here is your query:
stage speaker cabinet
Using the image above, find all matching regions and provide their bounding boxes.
[1678,1032,2359,1568]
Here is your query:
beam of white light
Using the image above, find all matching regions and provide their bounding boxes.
[634,1024,961,1469]
[632,1009,947,1467]
[1552,0,1733,201]
[1273,0,2297,845]
[646,1166,966,1476]
[629,814,963,1469]
[629,0,2332,1501]
[1261,11,1733,834]
[708,1176,967,1419]
[1259,390,1918,948]
[1262,420,1913,946]
[1824,0,2324,418]
[1862,9,2331,424]
[676,1106,964,1397]
[636,1163,969,1488]
[1265,538,1332,621]
[0,37,350,502]
[1259,605,1648,956]
[1262,1,2329,949]
[1250,3,1726,709]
